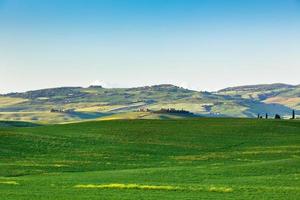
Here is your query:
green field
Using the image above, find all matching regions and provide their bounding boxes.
[1,118,300,199]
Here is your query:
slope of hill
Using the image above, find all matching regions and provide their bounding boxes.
[217,83,295,100]
[262,85,300,110]
[217,83,300,111]
[1,119,300,199]
[0,84,298,123]
[0,121,39,127]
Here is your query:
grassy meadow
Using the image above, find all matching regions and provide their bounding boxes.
[0,118,300,199]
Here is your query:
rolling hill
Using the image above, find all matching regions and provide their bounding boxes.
[217,83,300,110]
[0,119,300,199]
[0,83,299,123]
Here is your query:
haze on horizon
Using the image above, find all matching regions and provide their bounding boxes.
[0,0,300,94]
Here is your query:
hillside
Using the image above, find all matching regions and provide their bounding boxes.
[0,84,299,123]
[217,83,300,110]
[0,119,299,199]
[217,83,296,100]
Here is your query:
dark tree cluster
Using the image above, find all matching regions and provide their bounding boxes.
[50,108,64,113]
[257,110,297,120]
[153,108,194,115]
[50,108,74,113]
[274,114,281,119]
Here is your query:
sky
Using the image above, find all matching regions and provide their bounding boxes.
[0,0,300,93]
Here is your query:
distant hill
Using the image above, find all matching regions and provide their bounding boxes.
[218,83,294,93]
[217,83,295,100]
[0,83,299,123]
[217,83,300,110]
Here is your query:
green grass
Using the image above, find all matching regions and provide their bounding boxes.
[98,111,192,120]
[0,121,39,127]
[0,118,300,199]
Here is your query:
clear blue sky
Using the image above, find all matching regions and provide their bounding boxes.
[0,0,300,93]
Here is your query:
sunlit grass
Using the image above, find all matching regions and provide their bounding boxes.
[0,181,18,185]
[208,186,233,193]
[0,97,28,107]
[74,183,180,191]
[74,183,235,193]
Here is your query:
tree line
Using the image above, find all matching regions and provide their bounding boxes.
[257,110,296,120]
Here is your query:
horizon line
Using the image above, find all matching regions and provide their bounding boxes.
[1,82,299,95]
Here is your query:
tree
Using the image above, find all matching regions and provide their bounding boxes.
[275,114,281,119]
[292,110,295,119]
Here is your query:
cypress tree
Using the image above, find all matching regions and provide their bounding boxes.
[292,110,295,119]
